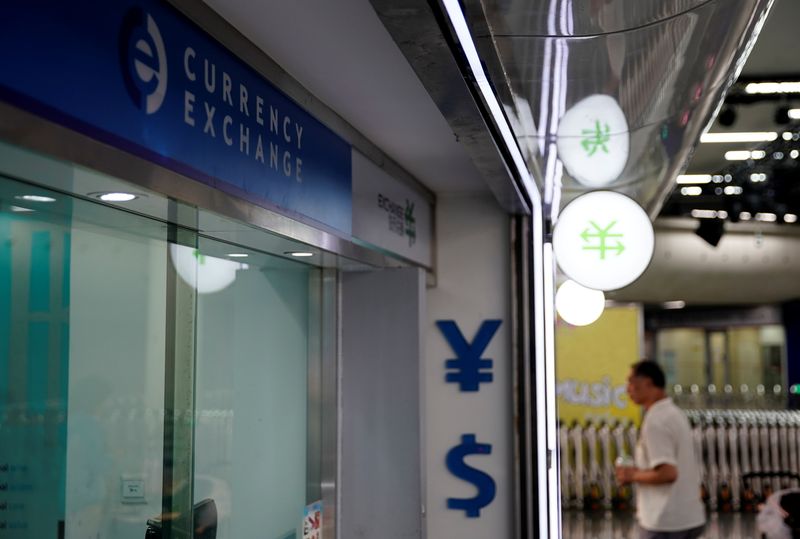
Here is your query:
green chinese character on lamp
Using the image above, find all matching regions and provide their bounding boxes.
[580,120,611,157]
[581,220,625,260]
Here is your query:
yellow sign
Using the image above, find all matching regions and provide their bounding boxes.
[556,305,642,426]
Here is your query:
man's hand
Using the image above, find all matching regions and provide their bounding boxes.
[615,465,637,485]
[616,463,678,485]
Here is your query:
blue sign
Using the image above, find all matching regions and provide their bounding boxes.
[0,1,352,233]
[446,434,496,517]
[436,320,501,392]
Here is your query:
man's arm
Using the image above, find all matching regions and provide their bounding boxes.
[616,463,678,485]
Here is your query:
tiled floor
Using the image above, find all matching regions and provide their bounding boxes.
[561,511,761,538]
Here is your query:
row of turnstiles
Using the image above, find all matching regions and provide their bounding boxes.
[560,409,800,512]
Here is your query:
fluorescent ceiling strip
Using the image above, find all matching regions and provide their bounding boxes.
[676,174,711,184]
[701,132,777,143]
[756,212,777,222]
[746,82,800,94]
[725,150,766,161]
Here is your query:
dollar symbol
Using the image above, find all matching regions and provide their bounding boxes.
[446,434,496,517]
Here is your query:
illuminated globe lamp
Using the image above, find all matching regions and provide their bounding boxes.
[555,280,606,327]
[556,94,630,188]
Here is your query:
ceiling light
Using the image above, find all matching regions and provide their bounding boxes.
[751,150,766,159]
[15,195,56,202]
[10,206,34,212]
[724,186,743,195]
[227,253,249,258]
[97,192,137,202]
[285,251,314,257]
[785,214,798,223]
[680,186,702,196]
[740,212,752,221]
[784,132,794,141]
[792,150,800,159]
[750,173,767,182]
[717,210,728,219]
[676,174,711,184]
[725,151,753,161]
[756,212,777,222]
[701,132,777,143]
[788,109,800,120]
[691,209,718,219]
[663,300,686,310]
[745,82,800,94]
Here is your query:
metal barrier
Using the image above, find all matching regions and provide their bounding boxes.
[560,410,800,513]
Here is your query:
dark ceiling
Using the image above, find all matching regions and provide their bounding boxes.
[659,0,800,226]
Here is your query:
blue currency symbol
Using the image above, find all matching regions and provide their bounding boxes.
[437,320,502,391]
[446,434,496,517]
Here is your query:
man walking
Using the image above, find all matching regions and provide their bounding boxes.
[616,360,706,539]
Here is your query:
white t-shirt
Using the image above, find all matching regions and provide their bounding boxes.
[635,398,706,531]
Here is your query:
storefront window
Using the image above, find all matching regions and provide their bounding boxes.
[0,145,324,538]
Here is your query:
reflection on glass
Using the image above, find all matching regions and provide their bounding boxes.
[169,244,249,294]
[556,94,629,188]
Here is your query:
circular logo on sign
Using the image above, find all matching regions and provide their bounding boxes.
[552,191,654,291]
[120,8,168,114]
[556,94,629,188]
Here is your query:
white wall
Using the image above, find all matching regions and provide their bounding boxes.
[425,195,513,539]
[340,267,426,539]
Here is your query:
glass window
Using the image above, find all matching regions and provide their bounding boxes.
[0,148,325,538]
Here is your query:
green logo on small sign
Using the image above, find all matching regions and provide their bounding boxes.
[580,120,611,156]
[405,200,416,247]
[581,220,625,259]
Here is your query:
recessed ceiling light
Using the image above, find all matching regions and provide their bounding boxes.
[680,186,702,196]
[15,195,56,203]
[701,132,777,143]
[784,214,798,223]
[745,82,800,95]
[740,212,752,221]
[285,251,314,258]
[663,300,686,310]
[10,205,34,212]
[88,191,142,202]
[227,253,248,258]
[99,192,137,202]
